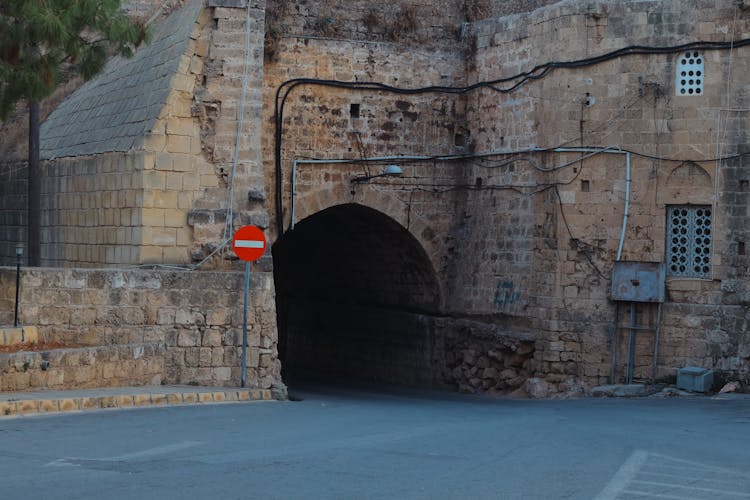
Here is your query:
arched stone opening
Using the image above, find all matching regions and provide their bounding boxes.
[272,203,443,388]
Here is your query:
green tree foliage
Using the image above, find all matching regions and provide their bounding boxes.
[0,0,148,120]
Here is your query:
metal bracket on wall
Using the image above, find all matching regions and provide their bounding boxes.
[610,262,666,385]
[610,302,663,385]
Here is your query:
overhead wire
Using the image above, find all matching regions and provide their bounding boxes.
[222,2,254,247]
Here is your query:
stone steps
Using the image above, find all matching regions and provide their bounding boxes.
[0,385,277,417]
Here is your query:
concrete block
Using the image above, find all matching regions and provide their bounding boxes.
[100,397,117,408]
[676,367,714,393]
[167,393,184,405]
[0,401,18,416]
[151,394,167,405]
[22,326,39,343]
[1,328,23,345]
[17,400,39,414]
[80,397,100,409]
[182,393,199,404]
[198,392,214,403]
[59,399,79,412]
[39,400,60,413]
[134,394,152,406]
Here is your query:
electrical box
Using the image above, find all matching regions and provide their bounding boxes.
[676,366,714,393]
[611,261,666,303]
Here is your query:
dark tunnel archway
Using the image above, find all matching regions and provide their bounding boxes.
[273,203,443,388]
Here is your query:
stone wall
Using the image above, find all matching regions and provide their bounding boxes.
[0,267,282,390]
[2,0,750,394]
[0,344,164,392]
[459,0,750,388]
[266,0,750,392]
[187,2,271,262]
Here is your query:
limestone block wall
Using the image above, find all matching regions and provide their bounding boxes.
[0,267,282,389]
[0,345,165,392]
[458,0,750,387]
[139,7,223,264]
[261,1,470,243]
[187,3,272,261]
[40,153,148,266]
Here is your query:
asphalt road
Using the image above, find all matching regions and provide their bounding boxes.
[1,383,749,500]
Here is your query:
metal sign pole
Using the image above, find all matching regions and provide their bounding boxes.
[241,261,250,388]
[232,225,266,389]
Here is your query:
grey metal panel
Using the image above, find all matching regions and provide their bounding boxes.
[611,261,666,303]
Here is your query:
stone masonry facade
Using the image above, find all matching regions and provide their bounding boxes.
[1,0,750,395]
[0,267,281,391]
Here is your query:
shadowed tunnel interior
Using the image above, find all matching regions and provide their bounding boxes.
[273,203,443,387]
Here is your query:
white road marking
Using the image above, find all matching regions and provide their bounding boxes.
[105,440,202,461]
[631,479,750,497]
[648,452,750,477]
[621,489,703,500]
[594,450,650,500]
[595,450,750,500]
[44,440,201,467]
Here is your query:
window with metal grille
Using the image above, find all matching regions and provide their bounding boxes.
[666,205,712,278]
[676,51,704,96]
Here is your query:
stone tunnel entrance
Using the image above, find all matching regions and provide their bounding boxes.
[272,203,443,388]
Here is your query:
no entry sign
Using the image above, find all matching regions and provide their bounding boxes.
[232,225,267,262]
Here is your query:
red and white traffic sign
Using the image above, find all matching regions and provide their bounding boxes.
[232,225,267,262]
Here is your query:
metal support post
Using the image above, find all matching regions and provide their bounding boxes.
[610,304,620,384]
[627,303,636,384]
[241,261,250,387]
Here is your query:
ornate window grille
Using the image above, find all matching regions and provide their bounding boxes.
[666,205,712,278]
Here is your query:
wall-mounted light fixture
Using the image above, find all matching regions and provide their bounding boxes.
[351,164,403,184]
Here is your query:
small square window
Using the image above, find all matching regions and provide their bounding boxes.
[666,205,712,277]
[676,51,704,96]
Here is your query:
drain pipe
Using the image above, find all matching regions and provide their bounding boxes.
[616,151,631,261]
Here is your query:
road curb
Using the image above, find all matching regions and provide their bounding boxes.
[0,388,275,417]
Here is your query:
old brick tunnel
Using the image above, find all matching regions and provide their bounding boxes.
[272,203,443,387]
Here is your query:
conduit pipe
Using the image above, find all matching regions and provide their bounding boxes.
[531,147,630,261]
[289,147,632,259]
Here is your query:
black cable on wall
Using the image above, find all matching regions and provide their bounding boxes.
[274,38,750,235]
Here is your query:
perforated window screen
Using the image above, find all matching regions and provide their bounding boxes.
[676,51,704,96]
[666,205,712,278]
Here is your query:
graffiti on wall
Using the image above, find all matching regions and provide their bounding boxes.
[494,280,521,308]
